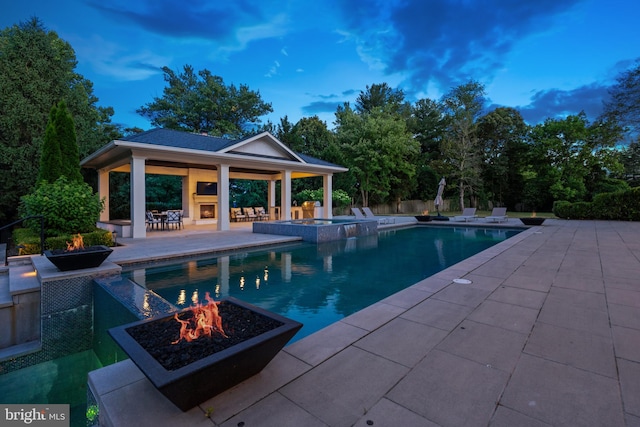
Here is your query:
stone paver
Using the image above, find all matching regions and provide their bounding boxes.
[85,219,640,426]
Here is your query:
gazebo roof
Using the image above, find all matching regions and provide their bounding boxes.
[81,128,346,174]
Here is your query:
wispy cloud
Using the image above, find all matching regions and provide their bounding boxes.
[72,33,168,81]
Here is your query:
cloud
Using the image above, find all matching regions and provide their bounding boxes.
[515,83,610,124]
[336,0,585,94]
[87,0,289,57]
[302,100,343,115]
[72,33,168,81]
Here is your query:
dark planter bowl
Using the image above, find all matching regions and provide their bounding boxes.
[414,215,432,222]
[108,297,302,411]
[44,245,113,271]
[520,217,546,225]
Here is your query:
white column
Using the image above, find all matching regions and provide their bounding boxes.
[130,156,146,238]
[323,174,333,219]
[268,179,276,219]
[217,164,230,231]
[98,168,110,221]
[181,176,189,220]
[281,170,292,220]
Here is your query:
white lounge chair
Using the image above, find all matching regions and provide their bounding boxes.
[361,207,394,224]
[452,208,477,222]
[351,207,365,219]
[485,207,508,223]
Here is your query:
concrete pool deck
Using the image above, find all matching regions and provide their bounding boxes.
[88,218,640,427]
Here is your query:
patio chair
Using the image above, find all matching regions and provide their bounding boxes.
[452,208,478,222]
[166,210,183,229]
[230,208,246,222]
[485,207,508,223]
[243,207,257,221]
[254,207,269,221]
[145,211,162,230]
[351,207,366,219]
[361,207,395,224]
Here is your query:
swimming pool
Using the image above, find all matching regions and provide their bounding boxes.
[123,225,522,342]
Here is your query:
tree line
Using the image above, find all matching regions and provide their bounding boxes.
[2,18,639,223]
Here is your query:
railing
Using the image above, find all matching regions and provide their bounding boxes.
[0,216,44,265]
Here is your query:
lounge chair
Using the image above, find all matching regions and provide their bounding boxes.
[351,207,366,219]
[243,207,257,221]
[254,207,269,221]
[230,207,246,222]
[361,207,395,224]
[452,208,477,222]
[485,207,508,223]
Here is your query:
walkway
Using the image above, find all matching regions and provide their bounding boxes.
[89,219,640,426]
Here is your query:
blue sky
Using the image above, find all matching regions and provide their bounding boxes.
[3,0,640,131]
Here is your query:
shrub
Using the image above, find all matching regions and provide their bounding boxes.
[45,229,114,250]
[553,187,640,221]
[13,228,114,254]
[294,189,351,208]
[20,176,105,237]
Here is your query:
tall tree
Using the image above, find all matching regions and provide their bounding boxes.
[524,112,623,210]
[354,83,410,116]
[407,98,446,200]
[439,81,486,209]
[39,105,64,183]
[55,100,83,183]
[335,105,418,207]
[603,58,640,139]
[0,18,117,222]
[137,65,273,137]
[477,107,529,209]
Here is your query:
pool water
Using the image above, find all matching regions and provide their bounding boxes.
[124,226,521,342]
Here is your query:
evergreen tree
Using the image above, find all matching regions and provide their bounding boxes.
[37,100,82,183]
[55,100,83,182]
[38,104,63,183]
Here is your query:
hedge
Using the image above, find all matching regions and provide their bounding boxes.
[553,187,640,221]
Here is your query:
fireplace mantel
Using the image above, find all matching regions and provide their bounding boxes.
[193,195,217,203]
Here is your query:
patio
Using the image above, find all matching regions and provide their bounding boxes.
[89,218,640,427]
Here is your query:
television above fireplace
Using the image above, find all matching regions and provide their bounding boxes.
[196,182,217,195]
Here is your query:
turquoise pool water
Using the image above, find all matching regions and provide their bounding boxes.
[124,225,521,342]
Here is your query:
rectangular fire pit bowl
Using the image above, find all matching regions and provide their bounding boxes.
[44,245,113,271]
[108,296,302,411]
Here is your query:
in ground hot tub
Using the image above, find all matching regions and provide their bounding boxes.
[253,218,377,242]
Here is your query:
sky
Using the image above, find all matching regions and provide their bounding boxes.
[3,0,640,132]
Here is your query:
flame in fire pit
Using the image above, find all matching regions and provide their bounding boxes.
[172,292,228,344]
[66,234,85,251]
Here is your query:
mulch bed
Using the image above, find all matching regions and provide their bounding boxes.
[125,301,283,371]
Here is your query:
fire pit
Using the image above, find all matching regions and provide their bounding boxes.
[519,217,546,225]
[44,234,113,271]
[108,295,302,411]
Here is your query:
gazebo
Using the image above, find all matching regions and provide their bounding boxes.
[80,128,348,238]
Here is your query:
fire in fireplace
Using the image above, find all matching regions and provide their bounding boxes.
[200,204,215,219]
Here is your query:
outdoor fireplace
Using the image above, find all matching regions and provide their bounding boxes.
[108,296,302,411]
[199,204,215,219]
